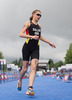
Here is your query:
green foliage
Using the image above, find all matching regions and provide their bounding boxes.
[18,58,23,67]
[48,59,54,70]
[0,51,4,59]
[69,43,72,50]
[12,58,22,68]
[64,43,72,64]
[54,61,63,69]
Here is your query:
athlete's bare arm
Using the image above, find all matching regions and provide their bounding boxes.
[39,25,56,48]
[40,36,56,48]
[19,22,39,40]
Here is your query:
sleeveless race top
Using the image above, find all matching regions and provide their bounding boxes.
[25,22,41,47]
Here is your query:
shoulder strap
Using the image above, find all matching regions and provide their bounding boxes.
[38,24,41,29]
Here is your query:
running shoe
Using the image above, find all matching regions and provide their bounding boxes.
[17,80,22,91]
[26,88,35,96]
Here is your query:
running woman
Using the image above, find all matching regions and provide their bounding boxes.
[17,9,56,96]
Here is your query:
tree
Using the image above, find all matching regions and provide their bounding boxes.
[12,58,22,68]
[64,43,72,64]
[48,59,54,70]
[54,61,63,69]
[0,51,4,59]
[12,59,18,65]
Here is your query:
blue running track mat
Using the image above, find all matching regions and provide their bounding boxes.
[0,77,72,100]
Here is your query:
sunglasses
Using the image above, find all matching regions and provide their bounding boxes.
[35,13,41,17]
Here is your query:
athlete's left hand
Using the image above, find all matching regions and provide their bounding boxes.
[49,42,56,48]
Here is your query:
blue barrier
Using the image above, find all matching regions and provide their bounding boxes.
[0,72,20,83]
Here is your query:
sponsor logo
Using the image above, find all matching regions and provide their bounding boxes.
[34,32,39,35]
[33,28,41,32]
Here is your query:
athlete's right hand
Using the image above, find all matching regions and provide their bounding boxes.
[31,35,39,40]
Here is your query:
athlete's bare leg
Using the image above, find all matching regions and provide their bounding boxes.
[19,61,29,82]
[29,59,38,87]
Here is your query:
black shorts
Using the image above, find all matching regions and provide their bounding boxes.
[22,43,39,61]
